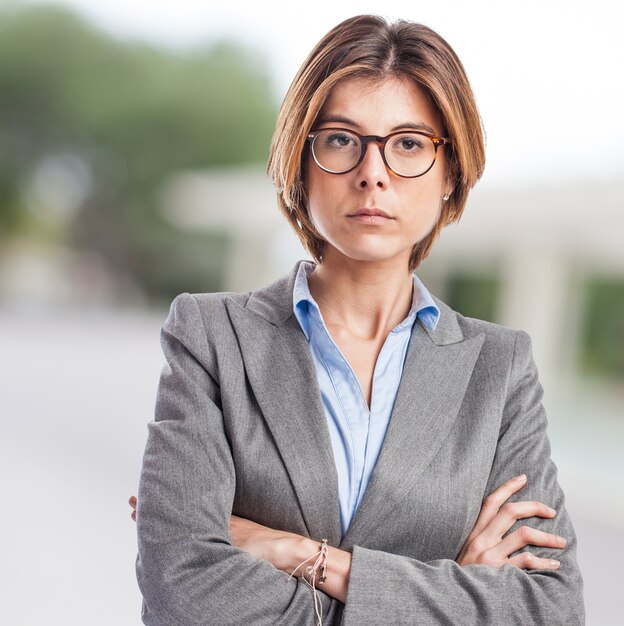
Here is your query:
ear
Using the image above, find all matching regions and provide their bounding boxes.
[442,172,456,202]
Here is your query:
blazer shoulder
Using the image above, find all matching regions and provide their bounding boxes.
[165,290,251,331]
[460,313,519,342]
[161,291,252,380]
[190,290,251,309]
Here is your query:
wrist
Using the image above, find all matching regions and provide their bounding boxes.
[280,536,320,577]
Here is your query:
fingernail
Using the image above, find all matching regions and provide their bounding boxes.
[515,474,527,482]
[548,506,557,515]
[550,559,560,568]
[558,537,567,546]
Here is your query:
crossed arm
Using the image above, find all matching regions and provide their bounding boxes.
[130,473,566,605]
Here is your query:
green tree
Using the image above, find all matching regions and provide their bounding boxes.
[0,3,278,302]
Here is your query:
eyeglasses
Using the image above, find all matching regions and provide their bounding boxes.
[306,127,450,178]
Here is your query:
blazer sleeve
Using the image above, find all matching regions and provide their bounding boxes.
[135,293,334,626]
[341,330,585,626]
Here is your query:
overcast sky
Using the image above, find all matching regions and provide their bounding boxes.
[22,0,624,186]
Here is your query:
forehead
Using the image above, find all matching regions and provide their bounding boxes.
[317,76,444,134]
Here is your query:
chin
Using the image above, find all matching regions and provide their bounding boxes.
[333,245,409,266]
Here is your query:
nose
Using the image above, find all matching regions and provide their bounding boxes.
[356,140,390,189]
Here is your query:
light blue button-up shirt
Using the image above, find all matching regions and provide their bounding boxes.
[292,260,440,538]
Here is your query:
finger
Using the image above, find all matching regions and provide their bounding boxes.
[458,501,559,565]
[131,510,136,522]
[129,495,137,506]
[480,500,557,544]
[507,551,561,570]
[489,525,566,561]
[466,475,529,542]
[456,475,529,563]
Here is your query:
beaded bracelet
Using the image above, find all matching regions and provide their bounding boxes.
[317,538,329,583]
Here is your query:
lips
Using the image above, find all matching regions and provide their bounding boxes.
[348,208,394,218]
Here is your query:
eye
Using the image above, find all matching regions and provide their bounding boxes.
[322,131,358,149]
[392,135,426,152]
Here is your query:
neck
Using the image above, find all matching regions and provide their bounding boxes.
[306,249,414,342]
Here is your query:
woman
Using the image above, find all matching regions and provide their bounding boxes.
[132,15,584,625]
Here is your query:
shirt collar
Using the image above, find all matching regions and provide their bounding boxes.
[292,260,440,341]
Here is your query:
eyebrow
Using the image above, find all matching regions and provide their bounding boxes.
[315,114,437,136]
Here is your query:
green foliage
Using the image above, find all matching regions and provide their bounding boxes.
[0,2,278,299]
[580,278,624,380]
[445,272,501,323]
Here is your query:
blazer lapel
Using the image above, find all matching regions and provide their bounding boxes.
[225,261,342,547]
[226,259,485,552]
[339,299,485,549]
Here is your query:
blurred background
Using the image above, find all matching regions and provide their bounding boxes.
[0,0,622,624]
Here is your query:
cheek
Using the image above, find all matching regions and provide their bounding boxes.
[303,158,320,211]
[403,180,443,222]
[306,170,338,231]
[393,187,443,245]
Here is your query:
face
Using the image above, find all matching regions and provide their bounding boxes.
[304,75,450,270]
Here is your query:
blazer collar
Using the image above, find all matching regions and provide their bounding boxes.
[243,259,464,346]
[225,259,484,548]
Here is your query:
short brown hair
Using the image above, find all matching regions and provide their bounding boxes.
[267,14,486,272]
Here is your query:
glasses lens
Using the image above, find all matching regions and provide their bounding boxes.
[384,133,436,177]
[311,129,361,173]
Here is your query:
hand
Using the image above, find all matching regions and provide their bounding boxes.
[456,474,566,570]
[129,495,137,522]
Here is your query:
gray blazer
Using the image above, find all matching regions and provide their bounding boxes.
[135,259,585,625]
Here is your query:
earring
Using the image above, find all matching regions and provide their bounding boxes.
[443,193,450,202]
